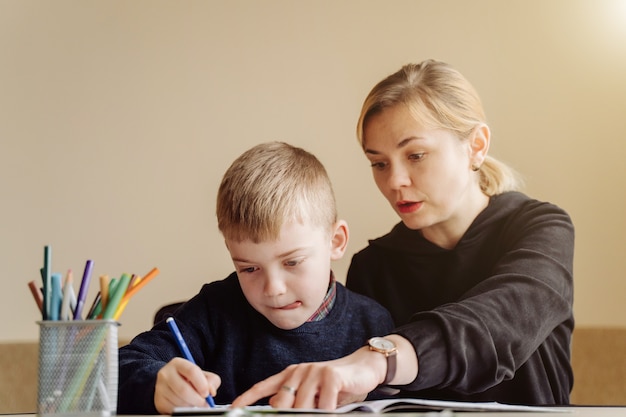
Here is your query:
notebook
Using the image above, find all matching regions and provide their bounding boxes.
[172,397,570,415]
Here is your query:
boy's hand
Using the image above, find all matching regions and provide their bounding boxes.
[154,357,220,414]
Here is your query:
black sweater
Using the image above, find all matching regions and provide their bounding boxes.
[118,273,394,414]
[346,192,574,405]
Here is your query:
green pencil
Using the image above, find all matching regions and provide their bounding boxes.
[102,274,130,320]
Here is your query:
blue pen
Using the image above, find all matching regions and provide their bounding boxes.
[166,317,216,408]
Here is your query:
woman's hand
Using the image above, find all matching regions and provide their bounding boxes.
[231,346,386,410]
[154,357,221,414]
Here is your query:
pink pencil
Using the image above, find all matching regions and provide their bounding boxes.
[27,280,44,314]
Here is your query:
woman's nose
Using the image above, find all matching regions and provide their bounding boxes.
[387,164,411,189]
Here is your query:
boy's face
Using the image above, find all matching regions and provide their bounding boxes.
[226,220,347,330]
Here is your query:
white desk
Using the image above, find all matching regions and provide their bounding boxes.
[3,410,626,417]
[383,410,626,417]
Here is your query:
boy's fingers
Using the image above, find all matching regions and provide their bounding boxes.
[203,371,221,396]
[174,359,203,383]
[156,365,201,414]
[170,358,214,402]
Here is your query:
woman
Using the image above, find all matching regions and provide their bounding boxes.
[232,59,574,408]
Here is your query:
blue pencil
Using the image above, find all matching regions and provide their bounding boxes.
[166,317,216,408]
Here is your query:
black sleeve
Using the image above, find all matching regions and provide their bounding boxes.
[398,202,574,394]
[117,286,216,414]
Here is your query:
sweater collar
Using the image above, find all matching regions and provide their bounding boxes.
[307,271,337,322]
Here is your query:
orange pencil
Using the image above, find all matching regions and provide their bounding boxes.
[113,267,160,320]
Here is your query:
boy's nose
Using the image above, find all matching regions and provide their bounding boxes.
[263,274,287,297]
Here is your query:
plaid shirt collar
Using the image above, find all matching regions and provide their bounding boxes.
[306,271,337,322]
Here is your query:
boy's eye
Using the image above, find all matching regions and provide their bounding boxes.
[284,258,303,267]
[239,266,258,274]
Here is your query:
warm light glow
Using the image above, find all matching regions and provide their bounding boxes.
[570,0,626,71]
[595,0,626,39]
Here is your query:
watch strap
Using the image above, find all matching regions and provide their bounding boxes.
[368,337,398,385]
[382,348,397,385]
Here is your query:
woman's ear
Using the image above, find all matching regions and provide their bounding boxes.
[469,124,490,169]
[330,220,349,261]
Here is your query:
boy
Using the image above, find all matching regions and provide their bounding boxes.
[118,142,394,414]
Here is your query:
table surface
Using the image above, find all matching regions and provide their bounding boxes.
[4,408,626,417]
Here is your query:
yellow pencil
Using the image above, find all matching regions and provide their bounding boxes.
[99,275,110,314]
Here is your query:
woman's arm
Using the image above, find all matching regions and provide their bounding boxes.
[231,333,417,410]
[398,202,574,394]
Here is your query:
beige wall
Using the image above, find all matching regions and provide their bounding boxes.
[1,0,625,342]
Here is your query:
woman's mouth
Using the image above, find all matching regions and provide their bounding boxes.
[396,200,422,214]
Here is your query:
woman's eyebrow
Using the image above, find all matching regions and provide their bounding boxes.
[364,136,424,155]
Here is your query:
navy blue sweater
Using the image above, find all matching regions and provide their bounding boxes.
[118,273,393,414]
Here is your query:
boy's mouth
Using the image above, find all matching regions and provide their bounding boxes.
[275,301,302,310]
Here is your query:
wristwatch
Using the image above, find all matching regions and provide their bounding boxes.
[367,336,397,385]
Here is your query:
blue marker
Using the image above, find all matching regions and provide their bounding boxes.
[49,273,62,321]
[166,317,216,408]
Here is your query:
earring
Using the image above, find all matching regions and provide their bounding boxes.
[471,164,480,172]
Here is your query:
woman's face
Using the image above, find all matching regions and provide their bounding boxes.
[362,104,486,247]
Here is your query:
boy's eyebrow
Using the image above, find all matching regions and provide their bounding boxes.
[364,136,422,155]
[231,248,307,264]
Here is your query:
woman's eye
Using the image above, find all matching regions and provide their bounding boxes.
[239,266,258,274]
[409,153,425,161]
[370,161,386,170]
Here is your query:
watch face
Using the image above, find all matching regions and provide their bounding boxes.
[370,337,395,350]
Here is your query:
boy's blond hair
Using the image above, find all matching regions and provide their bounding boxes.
[217,142,337,242]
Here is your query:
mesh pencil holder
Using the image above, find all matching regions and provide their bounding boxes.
[37,320,120,417]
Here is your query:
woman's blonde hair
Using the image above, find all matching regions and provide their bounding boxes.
[356,59,521,195]
[216,141,337,242]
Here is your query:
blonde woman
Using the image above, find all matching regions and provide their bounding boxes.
[233,60,574,408]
